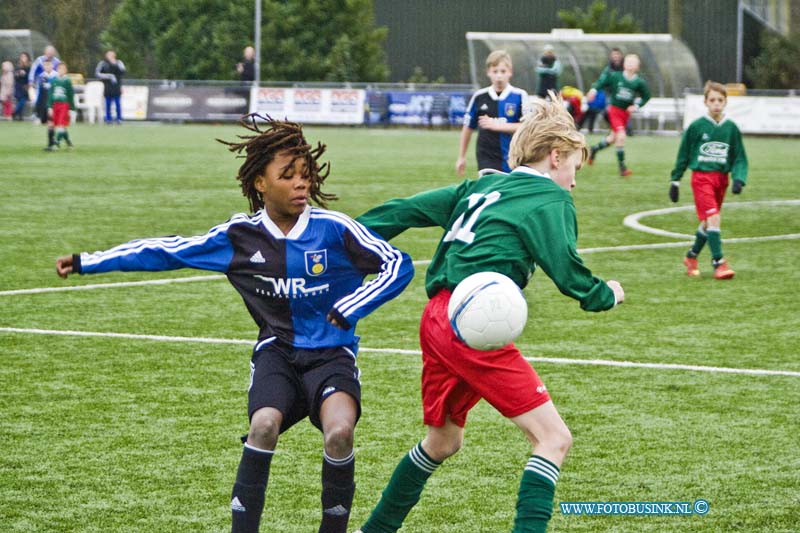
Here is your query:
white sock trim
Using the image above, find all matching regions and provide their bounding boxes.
[244,442,275,455]
[323,449,354,466]
[409,443,439,474]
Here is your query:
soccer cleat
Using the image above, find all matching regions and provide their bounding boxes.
[43,145,55,152]
[620,168,633,177]
[588,147,597,165]
[683,256,700,277]
[713,259,735,280]
[66,139,74,148]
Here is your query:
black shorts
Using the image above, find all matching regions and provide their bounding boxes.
[248,340,362,433]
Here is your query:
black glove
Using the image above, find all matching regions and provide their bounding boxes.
[669,181,680,203]
[732,179,744,194]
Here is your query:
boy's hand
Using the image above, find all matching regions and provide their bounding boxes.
[732,180,744,194]
[477,115,499,131]
[455,157,466,176]
[326,309,351,330]
[47,108,53,118]
[56,255,74,278]
[669,181,680,202]
[586,88,597,103]
[607,280,625,305]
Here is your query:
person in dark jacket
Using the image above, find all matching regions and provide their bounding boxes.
[236,45,256,83]
[95,50,126,124]
[12,52,31,121]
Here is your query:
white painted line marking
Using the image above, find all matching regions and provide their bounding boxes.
[2,327,797,377]
[623,199,800,239]
[5,199,798,296]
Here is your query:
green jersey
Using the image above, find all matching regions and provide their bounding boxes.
[592,70,650,109]
[670,114,748,183]
[48,75,74,109]
[357,169,616,312]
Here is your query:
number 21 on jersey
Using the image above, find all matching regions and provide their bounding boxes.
[443,191,501,245]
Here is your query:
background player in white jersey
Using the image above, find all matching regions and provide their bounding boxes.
[55,117,413,533]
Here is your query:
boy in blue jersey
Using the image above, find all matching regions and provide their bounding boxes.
[55,116,414,533]
[456,50,529,176]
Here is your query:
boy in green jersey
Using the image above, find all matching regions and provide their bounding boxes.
[46,62,75,151]
[669,81,748,279]
[585,54,651,176]
[354,97,624,533]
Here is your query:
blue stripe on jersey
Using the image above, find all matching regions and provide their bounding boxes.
[311,210,412,320]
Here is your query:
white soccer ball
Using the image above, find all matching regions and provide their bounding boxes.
[447,272,528,351]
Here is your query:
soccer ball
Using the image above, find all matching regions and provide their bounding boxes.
[447,272,528,350]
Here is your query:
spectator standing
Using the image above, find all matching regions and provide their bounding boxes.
[12,52,32,121]
[95,50,126,124]
[535,45,562,99]
[236,45,256,83]
[1,61,13,119]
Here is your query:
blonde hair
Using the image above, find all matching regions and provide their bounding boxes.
[703,80,727,99]
[508,94,587,168]
[486,50,512,69]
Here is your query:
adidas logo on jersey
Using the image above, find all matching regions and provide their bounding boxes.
[702,133,710,140]
[250,250,266,263]
[480,103,489,111]
[322,386,337,398]
[231,496,246,512]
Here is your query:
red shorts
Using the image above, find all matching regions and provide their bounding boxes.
[606,105,630,132]
[691,170,729,220]
[52,102,70,127]
[419,290,550,428]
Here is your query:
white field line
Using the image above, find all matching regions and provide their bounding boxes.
[5,231,800,297]
[623,199,800,238]
[2,326,799,378]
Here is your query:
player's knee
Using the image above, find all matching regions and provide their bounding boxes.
[543,425,573,459]
[248,411,281,448]
[423,434,463,461]
[323,422,355,457]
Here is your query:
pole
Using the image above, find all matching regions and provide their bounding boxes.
[736,0,743,83]
[254,0,262,85]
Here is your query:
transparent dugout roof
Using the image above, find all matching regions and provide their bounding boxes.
[467,30,702,98]
[0,29,56,61]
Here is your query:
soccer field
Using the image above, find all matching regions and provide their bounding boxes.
[1,121,799,532]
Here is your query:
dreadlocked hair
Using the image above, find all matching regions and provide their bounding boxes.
[217,114,336,213]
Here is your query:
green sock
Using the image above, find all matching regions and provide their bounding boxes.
[56,131,64,142]
[361,442,441,533]
[593,140,609,152]
[707,228,723,261]
[616,148,626,169]
[690,226,708,256]
[513,455,560,533]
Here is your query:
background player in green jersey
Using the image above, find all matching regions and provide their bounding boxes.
[354,98,624,533]
[669,81,748,279]
[46,62,75,150]
[585,54,651,176]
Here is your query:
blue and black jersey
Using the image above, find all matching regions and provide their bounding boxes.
[29,55,61,101]
[463,84,529,173]
[74,206,414,351]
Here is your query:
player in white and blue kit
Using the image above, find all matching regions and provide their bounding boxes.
[56,117,414,533]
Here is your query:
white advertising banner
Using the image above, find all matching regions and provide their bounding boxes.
[683,95,800,135]
[121,85,149,120]
[249,87,365,124]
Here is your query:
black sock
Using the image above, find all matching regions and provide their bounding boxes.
[231,444,274,533]
[319,451,355,533]
[47,128,55,146]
